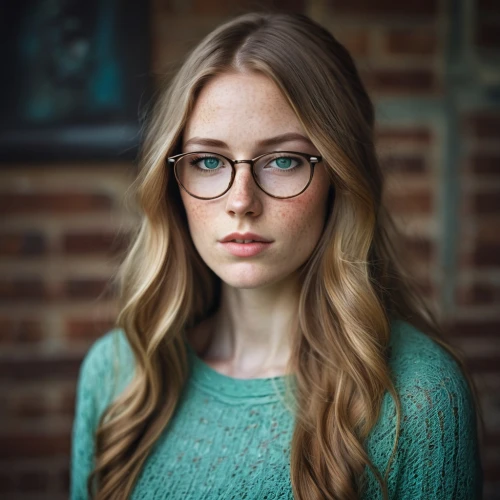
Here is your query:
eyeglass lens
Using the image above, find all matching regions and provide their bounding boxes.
[175,152,312,198]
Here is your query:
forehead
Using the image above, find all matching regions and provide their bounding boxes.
[183,72,306,149]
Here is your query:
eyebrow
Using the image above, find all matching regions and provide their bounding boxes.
[183,132,315,150]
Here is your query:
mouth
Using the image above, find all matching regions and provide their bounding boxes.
[220,232,273,244]
[228,239,262,243]
[218,238,272,257]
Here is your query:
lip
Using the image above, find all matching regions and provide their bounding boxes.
[219,232,272,243]
[219,241,272,257]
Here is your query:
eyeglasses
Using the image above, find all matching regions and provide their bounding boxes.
[166,151,322,200]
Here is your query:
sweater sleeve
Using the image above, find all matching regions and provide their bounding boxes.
[390,362,483,499]
[70,330,133,500]
[70,339,99,500]
[364,323,483,499]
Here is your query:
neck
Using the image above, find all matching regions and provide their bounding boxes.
[196,273,301,376]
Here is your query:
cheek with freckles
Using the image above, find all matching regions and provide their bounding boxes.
[278,170,329,228]
[180,195,216,244]
[274,189,327,254]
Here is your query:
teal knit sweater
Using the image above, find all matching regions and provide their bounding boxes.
[70,320,482,499]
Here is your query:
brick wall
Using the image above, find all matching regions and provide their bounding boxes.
[1,0,498,498]
[0,164,138,497]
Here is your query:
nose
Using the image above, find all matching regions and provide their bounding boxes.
[224,163,263,217]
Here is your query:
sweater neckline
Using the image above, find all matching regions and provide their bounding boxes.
[184,339,295,402]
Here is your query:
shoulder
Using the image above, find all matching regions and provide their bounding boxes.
[81,327,132,366]
[386,319,476,431]
[79,328,133,385]
[71,330,134,499]
[365,319,482,499]
[76,328,135,419]
[387,319,469,392]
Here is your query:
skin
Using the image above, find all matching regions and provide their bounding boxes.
[181,71,331,378]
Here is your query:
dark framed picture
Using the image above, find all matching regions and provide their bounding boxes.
[0,0,151,162]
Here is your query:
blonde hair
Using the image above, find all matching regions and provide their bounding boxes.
[88,11,482,499]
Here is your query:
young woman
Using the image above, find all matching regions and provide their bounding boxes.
[71,11,483,500]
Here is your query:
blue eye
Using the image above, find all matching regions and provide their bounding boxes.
[188,155,222,170]
[274,157,293,169]
[268,156,301,170]
[202,157,220,169]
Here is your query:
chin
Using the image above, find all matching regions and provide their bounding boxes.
[214,264,288,290]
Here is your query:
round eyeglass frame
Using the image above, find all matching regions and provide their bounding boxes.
[166,150,322,200]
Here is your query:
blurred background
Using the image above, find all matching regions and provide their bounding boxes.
[0,0,499,498]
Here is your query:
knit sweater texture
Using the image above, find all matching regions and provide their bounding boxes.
[70,319,482,499]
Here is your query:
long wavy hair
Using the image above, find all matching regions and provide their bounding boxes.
[87,11,482,499]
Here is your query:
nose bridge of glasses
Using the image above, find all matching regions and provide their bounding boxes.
[233,159,255,167]
[226,160,261,200]
[231,160,256,186]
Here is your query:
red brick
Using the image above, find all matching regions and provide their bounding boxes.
[446,320,500,338]
[375,127,432,146]
[62,230,130,255]
[0,192,113,215]
[17,471,50,492]
[58,389,77,418]
[6,386,78,420]
[380,155,427,174]
[472,191,500,215]
[0,355,83,381]
[477,219,500,245]
[384,191,433,214]
[470,154,500,175]
[484,460,500,481]
[65,317,114,342]
[8,395,49,419]
[456,283,498,306]
[330,0,438,16]
[483,431,500,447]
[385,30,437,55]
[404,236,434,260]
[336,30,369,58]
[473,243,500,267]
[0,231,46,256]
[64,278,114,300]
[59,464,70,493]
[466,113,500,140]
[0,278,46,302]
[475,19,500,48]
[365,69,436,94]
[0,317,44,344]
[464,355,500,374]
[0,433,70,459]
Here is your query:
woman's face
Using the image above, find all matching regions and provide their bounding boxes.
[180,71,331,289]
